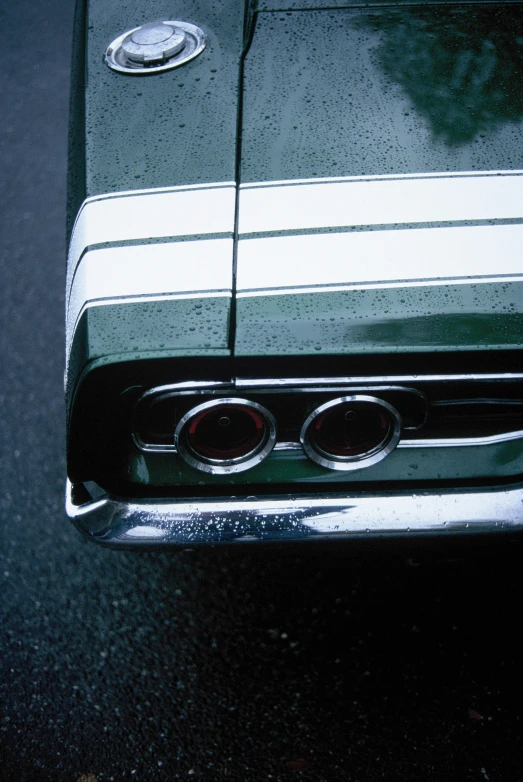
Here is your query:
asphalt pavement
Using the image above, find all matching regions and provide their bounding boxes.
[1,2,522,781]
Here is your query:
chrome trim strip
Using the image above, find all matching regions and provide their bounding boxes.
[139,380,232,400]
[133,430,523,455]
[274,441,302,452]
[399,430,523,449]
[236,226,523,292]
[239,173,523,235]
[235,374,523,387]
[132,436,177,454]
[66,480,523,549]
[137,382,426,399]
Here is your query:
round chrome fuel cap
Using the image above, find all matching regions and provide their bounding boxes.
[105,21,206,74]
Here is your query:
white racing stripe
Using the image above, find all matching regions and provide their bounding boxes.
[236,223,523,292]
[68,238,233,330]
[239,172,523,235]
[65,184,236,365]
[66,238,233,365]
[66,173,523,366]
[67,183,236,294]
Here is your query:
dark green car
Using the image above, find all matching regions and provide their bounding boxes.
[65,0,523,547]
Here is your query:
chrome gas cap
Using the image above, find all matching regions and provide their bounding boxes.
[122,22,187,64]
[105,21,206,74]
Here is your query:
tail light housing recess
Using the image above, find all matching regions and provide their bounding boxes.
[132,384,423,474]
[133,384,425,454]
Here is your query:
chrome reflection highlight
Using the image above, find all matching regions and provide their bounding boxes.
[174,398,277,474]
[65,479,523,550]
[105,21,206,75]
[300,395,402,470]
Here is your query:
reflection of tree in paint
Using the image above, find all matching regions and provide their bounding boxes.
[355,5,523,145]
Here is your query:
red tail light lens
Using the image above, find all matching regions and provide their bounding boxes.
[187,404,264,460]
[175,399,277,474]
[301,396,402,471]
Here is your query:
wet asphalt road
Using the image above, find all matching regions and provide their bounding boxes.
[1,2,523,781]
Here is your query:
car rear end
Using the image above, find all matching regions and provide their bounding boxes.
[65,0,523,547]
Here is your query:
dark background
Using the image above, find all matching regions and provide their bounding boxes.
[1,1,522,780]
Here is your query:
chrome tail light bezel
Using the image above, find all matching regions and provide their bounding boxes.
[174,397,277,474]
[300,395,402,471]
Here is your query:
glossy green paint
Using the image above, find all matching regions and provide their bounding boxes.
[260,0,353,9]
[241,5,523,183]
[235,3,523,357]
[235,280,523,355]
[67,0,523,495]
[257,0,517,12]
[83,296,230,356]
[73,0,523,369]
[66,297,231,405]
[84,0,245,196]
[67,0,244,405]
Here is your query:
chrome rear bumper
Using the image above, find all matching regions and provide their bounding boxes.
[66,479,523,549]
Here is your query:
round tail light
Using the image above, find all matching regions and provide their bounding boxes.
[300,395,401,471]
[174,398,277,474]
